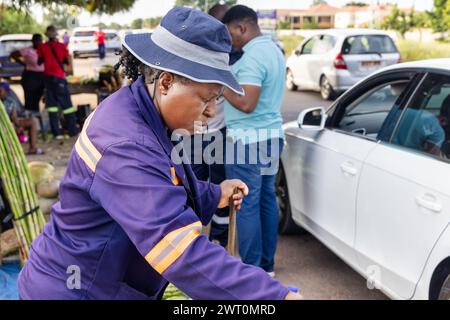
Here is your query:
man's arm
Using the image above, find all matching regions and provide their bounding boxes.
[10,50,25,66]
[223,84,261,114]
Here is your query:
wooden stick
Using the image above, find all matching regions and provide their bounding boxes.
[227,187,242,257]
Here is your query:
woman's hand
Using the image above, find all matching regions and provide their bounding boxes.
[284,291,304,300]
[218,179,249,210]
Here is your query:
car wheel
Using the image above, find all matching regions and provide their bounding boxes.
[320,75,336,101]
[276,165,303,235]
[438,274,450,300]
[286,69,298,91]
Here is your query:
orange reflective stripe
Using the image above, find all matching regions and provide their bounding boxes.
[170,166,180,185]
[145,221,202,274]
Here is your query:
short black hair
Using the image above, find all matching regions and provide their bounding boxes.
[32,34,42,41]
[46,25,56,32]
[222,5,258,25]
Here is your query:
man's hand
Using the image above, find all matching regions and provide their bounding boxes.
[218,179,249,210]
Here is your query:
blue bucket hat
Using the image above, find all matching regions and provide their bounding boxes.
[122,6,244,95]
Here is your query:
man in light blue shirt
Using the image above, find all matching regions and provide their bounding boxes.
[222,5,285,276]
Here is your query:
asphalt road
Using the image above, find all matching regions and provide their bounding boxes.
[12,54,387,299]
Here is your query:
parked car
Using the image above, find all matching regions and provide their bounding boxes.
[277,59,450,300]
[0,34,32,78]
[68,27,99,58]
[104,29,121,53]
[286,29,401,100]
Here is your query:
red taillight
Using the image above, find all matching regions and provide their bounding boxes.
[334,53,347,70]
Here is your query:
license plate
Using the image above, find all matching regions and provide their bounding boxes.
[362,61,381,67]
[81,40,91,43]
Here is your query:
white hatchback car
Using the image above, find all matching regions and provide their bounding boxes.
[278,59,450,300]
[69,27,99,58]
[286,29,401,100]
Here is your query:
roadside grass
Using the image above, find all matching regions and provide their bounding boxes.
[396,39,450,61]
[279,35,450,61]
[279,35,304,56]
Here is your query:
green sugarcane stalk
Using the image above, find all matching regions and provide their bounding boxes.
[0,101,45,261]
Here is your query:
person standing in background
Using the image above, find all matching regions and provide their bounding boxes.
[222,5,286,277]
[96,28,106,60]
[38,25,79,139]
[10,34,45,114]
[63,31,70,47]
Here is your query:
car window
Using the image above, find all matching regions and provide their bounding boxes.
[301,37,316,55]
[338,81,408,139]
[0,40,32,53]
[105,33,118,40]
[312,35,328,54]
[74,31,96,37]
[390,74,450,160]
[342,35,398,54]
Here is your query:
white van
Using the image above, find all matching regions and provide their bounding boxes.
[69,26,99,58]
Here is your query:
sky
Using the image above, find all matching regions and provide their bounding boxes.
[35,0,434,27]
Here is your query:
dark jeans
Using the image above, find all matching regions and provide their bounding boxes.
[98,44,106,60]
[225,138,283,272]
[21,70,44,112]
[190,127,229,247]
[44,75,78,137]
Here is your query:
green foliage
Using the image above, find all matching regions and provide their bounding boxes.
[312,0,328,5]
[0,7,44,35]
[131,18,143,29]
[175,0,237,11]
[143,17,162,29]
[276,20,291,30]
[382,5,415,39]
[397,39,450,61]
[42,3,81,29]
[427,0,449,34]
[345,1,368,6]
[9,0,136,15]
[279,35,305,56]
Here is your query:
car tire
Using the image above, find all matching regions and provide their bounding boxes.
[276,164,303,235]
[286,69,298,91]
[438,274,450,300]
[320,75,336,101]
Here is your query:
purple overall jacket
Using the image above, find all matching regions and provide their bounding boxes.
[17,76,290,300]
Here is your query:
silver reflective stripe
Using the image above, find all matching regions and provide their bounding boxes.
[151,26,230,71]
[212,214,229,225]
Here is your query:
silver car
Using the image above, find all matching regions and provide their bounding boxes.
[286,29,401,100]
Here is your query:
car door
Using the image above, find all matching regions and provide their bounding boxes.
[355,72,450,299]
[290,36,318,89]
[307,35,334,90]
[284,73,416,265]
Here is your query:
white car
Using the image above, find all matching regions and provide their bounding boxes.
[286,29,401,100]
[278,59,450,300]
[69,27,99,58]
[0,34,32,78]
[103,29,121,52]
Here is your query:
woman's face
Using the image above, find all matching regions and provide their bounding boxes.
[155,72,223,134]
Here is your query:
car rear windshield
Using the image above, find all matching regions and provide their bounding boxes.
[342,35,398,55]
[0,40,32,54]
[74,31,96,37]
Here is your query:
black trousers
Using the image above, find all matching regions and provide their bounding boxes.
[21,70,45,112]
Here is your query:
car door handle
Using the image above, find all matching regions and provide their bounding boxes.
[415,194,442,213]
[340,162,358,176]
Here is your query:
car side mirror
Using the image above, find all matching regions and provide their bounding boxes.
[297,107,327,131]
[294,49,301,56]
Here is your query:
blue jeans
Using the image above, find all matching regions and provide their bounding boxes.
[225,138,283,272]
[98,44,106,59]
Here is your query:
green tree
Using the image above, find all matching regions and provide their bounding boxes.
[143,17,162,29]
[427,0,449,38]
[109,22,123,30]
[175,0,237,12]
[0,7,44,35]
[131,18,143,29]
[345,1,368,6]
[42,3,81,29]
[312,0,328,5]
[8,0,137,15]
[382,5,414,39]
